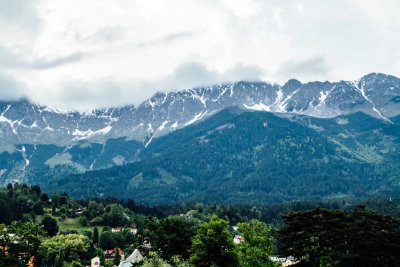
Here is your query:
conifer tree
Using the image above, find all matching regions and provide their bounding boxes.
[93,227,99,245]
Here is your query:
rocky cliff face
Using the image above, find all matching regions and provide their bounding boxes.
[0,73,399,188]
[1,73,399,147]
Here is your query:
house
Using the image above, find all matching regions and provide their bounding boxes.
[179,213,192,219]
[283,256,297,266]
[233,235,244,244]
[104,249,125,261]
[141,241,152,251]
[269,256,297,266]
[118,249,143,267]
[112,227,122,232]
[91,256,100,267]
[111,227,137,235]
[75,208,86,215]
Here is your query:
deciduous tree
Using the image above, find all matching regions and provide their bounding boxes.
[190,216,238,267]
[0,221,46,266]
[237,220,275,267]
[41,215,59,237]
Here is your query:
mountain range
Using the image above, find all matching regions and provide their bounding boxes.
[0,72,399,204]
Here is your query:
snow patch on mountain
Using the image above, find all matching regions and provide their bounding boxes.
[243,103,271,112]
[353,80,393,123]
[72,125,112,140]
[0,73,398,147]
[185,111,208,126]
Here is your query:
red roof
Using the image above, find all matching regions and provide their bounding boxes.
[104,249,124,256]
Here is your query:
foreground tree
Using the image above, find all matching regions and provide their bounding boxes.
[149,215,198,260]
[278,206,400,266]
[41,215,59,237]
[113,247,121,266]
[93,227,99,245]
[344,205,400,265]
[42,234,90,265]
[142,251,189,267]
[237,220,275,267]
[190,216,239,267]
[0,221,46,266]
[99,231,117,250]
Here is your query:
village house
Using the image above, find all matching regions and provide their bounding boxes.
[90,256,100,267]
[111,227,137,234]
[233,235,244,244]
[75,207,86,215]
[104,249,125,261]
[270,256,297,266]
[111,227,122,233]
[179,213,192,219]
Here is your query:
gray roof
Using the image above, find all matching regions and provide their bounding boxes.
[118,249,143,267]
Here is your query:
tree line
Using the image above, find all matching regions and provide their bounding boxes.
[1,184,400,266]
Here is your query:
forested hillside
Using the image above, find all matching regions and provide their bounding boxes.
[43,108,400,204]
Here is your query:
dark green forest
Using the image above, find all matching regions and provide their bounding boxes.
[41,109,400,204]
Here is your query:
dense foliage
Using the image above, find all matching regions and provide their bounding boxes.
[278,206,400,266]
[189,216,239,267]
[0,183,47,224]
[237,220,275,267]
[1,184,400,266]
[146,216,198,260]
[0,221,46,266]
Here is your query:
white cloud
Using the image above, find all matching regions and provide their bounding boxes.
[0,0,399,109]
[32,61,264,110]
[277,57,330,82]
[0,72,28,100]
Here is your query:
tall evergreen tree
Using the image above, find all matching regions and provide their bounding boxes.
[113,248,121,266]
[278,206,400,266]
[93,227,99,246]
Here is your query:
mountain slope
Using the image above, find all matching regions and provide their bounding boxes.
[44,108,400,204]
[0,73,399,187]
[1,73,399,146]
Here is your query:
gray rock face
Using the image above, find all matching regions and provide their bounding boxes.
[0,73,399,147]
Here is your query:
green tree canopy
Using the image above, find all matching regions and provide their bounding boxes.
[113,247,121,266]
[93,227,99,245]
[42,234,90,266]
[149,215,198,260]
[108,204,126,227]
[190,216,239,267]
[141,251,189,267]
[41,215,59,237]
[278,206,400,266]
[0,221,46,266]
[99,231,117,250]
[237,220,275,267]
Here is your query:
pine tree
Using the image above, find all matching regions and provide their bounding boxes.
[93,227,99,246]
[113,248,121,266]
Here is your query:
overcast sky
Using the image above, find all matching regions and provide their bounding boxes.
[0,0,399,110]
